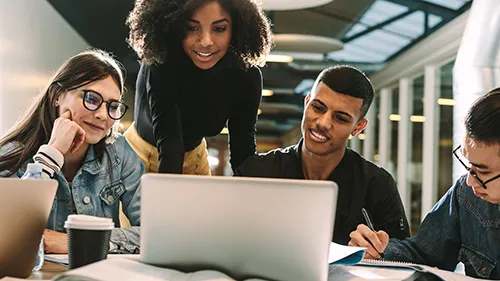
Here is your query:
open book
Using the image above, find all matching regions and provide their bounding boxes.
[48,242,490,281]
[52,258,268,281]
[51,259,487,281]
[50,243,366,281]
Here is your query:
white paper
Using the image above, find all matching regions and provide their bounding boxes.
[328,242,366,264]
[45,253,140,266]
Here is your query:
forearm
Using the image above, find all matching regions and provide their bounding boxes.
[384,186,461,270]
[147,65,185,174]
[228,67,261,171]
[228,133,256,171]
[157,137,184,173]
[150,102,184,174]
[384,237,429,265]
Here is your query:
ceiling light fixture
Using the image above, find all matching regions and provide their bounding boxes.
[389,114,426,123]
[389,114,401,121]
[261,0,333,11]
[262,89,274,96]
[266,54,294,63]
[410,115,426,123]
[437,98,455,106]
[273,34,343,54]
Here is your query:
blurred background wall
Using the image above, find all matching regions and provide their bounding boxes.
[0,0,88,135]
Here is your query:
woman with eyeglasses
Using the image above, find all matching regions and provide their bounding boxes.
[125,0,273,174]
[0,49,144,254]
[349,88,500,279]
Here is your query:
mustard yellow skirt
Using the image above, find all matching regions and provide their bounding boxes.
[124,123,211,175]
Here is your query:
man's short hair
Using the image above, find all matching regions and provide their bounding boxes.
[465,88,500,145]
[315,65,374,118]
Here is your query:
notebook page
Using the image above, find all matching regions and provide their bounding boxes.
[329,264,414,280]
[424,267,489,281]
[55,258,190,281]
[328,242,366,265]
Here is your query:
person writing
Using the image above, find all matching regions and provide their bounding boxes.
[0,50,144,254]
[235,65,410,245]
[349,88,500,279]
[125,0,273,174]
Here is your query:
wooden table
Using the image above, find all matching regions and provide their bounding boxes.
[25,255,138,280]
[28,262,67,280]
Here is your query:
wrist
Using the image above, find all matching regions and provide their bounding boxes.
[33,145,64,178]
[47,141,65,155]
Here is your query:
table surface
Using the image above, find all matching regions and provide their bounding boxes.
[25,261,413,281]
[28,262,67,280]
[20,258,471,281]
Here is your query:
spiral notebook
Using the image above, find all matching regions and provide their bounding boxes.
[359,259,431,272]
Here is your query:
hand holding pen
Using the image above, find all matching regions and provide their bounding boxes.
[348,208,389,260]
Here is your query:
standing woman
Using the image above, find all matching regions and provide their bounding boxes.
[125,0,273,174]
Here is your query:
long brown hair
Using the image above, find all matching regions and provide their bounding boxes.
[0,49,125,176]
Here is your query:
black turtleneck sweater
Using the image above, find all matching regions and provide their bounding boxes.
[134,53,262,174]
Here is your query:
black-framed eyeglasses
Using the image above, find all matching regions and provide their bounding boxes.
[452,145,500,190]
[81,90,128,120]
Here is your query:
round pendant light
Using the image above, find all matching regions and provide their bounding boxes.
[273,34,343,54]
[261,0,333,10]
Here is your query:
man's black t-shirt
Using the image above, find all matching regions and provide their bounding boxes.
[234,139,410,245]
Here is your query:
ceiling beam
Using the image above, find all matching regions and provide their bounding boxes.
[343,9,416,42]
[385,0,457,20]
[385,17,447,62]
[385,2,470,62]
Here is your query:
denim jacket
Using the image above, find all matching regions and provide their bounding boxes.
[0,135,144,254]
[384,175,500,279]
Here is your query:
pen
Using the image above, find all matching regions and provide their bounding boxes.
[361,208,384,259]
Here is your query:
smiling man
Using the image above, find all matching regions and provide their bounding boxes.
[235,65,410,245]
[349,89,500,279]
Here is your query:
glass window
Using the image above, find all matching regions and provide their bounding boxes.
[410,75,424,234]
[423,0,471,10]
[373,95,381,165]
[438,61,454,197]
[390,87,399,178]
[329,0,466,64]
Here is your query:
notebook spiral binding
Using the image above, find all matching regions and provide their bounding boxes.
[361,259,427,272]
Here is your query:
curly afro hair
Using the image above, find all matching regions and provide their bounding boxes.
[126,0,273,68]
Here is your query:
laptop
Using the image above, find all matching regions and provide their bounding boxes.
[140,174,338,281]
[0,178,57,278]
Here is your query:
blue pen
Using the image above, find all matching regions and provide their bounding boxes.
[361,208,385,259]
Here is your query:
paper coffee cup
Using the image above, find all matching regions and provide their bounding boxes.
[64,215,114,269]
